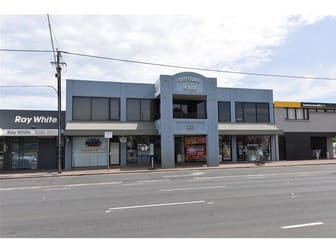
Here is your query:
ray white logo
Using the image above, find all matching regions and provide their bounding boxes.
[14,115,58,124]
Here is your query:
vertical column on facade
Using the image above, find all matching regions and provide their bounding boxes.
[231,135,237,161]
[120,141,127,167]
[160,80,175,168]
[206,82,219,167]
[64,138,72,170]
[275,135,280,161]
[326,137,334,159]
[120,84,127,167]
[271,135,277,161]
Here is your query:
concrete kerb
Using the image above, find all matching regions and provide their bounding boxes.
[1,159,336,180]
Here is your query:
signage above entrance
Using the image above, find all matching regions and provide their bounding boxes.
[175,75,203,93]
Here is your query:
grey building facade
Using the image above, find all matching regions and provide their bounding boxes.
[274,101,336,160]
[64,72,281,169]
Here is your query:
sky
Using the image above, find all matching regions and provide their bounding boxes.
[0,1,336,110]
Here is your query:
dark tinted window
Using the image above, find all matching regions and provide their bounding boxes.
[235,102,243,122]
[110,98,120,120]
[73,97,91,120]
[235,102,270,123]
[92,97,109,120]
[141,99,152,121]
[218,102,231,122]
[127,99,141,121]
[256,103,269,122]
[244,102,257,122]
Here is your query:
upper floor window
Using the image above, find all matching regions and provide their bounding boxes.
[235,102,270,123]
[127,98,153,121]
[72,96,120,121]
[218,101,231,122]
[286,108,309,120]
[173,99,207,119]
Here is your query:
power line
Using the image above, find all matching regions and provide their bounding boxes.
[0,49,53,53]
[61,51,336,81]
[1,48,336,81]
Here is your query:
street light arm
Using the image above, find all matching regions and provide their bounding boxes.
[0,85,57,95]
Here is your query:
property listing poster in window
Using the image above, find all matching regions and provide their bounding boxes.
[184,136,206,161]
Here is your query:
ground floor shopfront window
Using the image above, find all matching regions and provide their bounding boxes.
[175,135,207,163]
[11,137,38,169]
[237,135,271,161]
[219,135,232,161]
[127,136,160,165]
[72,136,108,167]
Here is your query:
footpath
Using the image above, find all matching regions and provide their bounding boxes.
[1,159,336,180]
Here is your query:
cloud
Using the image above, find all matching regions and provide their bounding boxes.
[0,14,335,110]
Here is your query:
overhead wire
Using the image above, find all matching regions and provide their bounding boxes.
[1,48,336,81]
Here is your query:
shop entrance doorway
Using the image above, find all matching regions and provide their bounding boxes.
[0,139,4,170]
[110,142,120,165]
[11,137,38,169]
[174,135,207,165]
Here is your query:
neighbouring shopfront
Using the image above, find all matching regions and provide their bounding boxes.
[0,110,65,171]
[236,135,271,161]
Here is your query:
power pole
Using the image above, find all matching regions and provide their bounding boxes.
[56,49,62,174]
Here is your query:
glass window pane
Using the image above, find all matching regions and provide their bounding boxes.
[218,102,231,122]
[243,103,257,122]
[127,99,140,121]
[287,108,295,119]
[141,99,152,121]
[256,103,269,122]
[235,102,243,122]
[92,97,109,120]
[73,97,91,120]
[296,108,304,120]
[110,98,120,120]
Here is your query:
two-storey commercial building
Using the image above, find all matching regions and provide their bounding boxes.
[274,101,336,160]
[64,72,282,169]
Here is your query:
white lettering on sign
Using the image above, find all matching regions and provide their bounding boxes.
[184,84,197,90]
[15,116,32,124]
[177,76,203,84]
[176,76,203,92]
[14,115,58,124]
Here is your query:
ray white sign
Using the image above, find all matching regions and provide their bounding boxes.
[14,115,58,124]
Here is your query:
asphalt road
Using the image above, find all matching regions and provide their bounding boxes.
[1,164,336,237]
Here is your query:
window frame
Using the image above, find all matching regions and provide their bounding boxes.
[235,102,270,123]
[218,101,231,122]
[72,96,120,121]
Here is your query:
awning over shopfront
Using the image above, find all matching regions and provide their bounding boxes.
[65,121,158,136]
[218,123,283,135]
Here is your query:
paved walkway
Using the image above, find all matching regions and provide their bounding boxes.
[1,159,336,180]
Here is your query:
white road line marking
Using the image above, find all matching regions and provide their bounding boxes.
[160,185,227,192]
[0,181,123,191]
[67,181,123,187]
[43,187,69,191]
[0,186,43,191]
[123,183,143,186]
[136,179,170,183]
[192,171,331,181]
[163,173,204,178]
[247,175,266,178]
[108,200,206,211]
[281,222,324,229]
